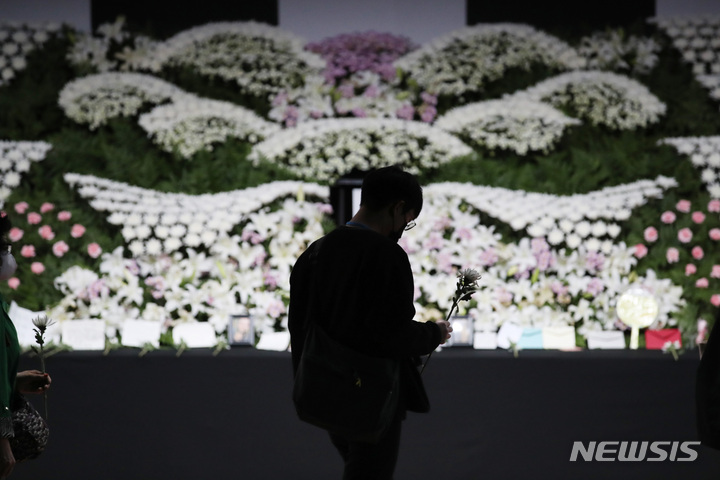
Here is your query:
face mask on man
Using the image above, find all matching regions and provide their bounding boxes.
[0,252,17,281]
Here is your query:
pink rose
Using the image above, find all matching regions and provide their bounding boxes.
[26,212,41,225]
[712,295,720,307]
[57,211,72,221]
[692,246,705,260]
[20,245,35,258]
[87,242,102,259]
[686,263,697,276]
[660,211,676,224]
[712,265,720,279]
[634,244,648,259]
[38,225,55,241]
[692,211,706,224]
[13,202,28,214]
[709,199,720,213]
[71,224,86,238]
[643,226,659,243]
[40,202,54,213]
[7,277,19,290]
[696,277,709,288]
[52,240,69,257]
[8,227,23,242]
[711,228,720,241]
[666,247,680,263]
[678,228,693,243]
[30,262,44,274]
[676,199,691,213]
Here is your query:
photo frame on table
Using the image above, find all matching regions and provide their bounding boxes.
[446,315,474,347]
[228,314,255,346]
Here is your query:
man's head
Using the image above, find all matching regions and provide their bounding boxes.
[359,166,423,241]
[360,166,423,216]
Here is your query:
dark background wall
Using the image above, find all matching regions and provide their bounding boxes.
[467,0,656,37]
[91,0,279,38]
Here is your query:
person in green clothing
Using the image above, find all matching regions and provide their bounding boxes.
[0,213,51,478]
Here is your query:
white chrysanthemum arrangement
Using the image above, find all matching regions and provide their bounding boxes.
[0,21,61,86]
[425,177,675,252]
[0,141,52,208]
[58,72,191,129]
[45,177,687,348]
[48,193,331,347]
[394,23,586,97]
[138,96,281,158]
[248,118,473,182]
[403,185,684,334]
[513,70,667,130]
[434,97,581,155]
[651,15,720,104]
[577,29,660,75]
[63,173,329,257]
[66,16,161,73]
[651,15,720,76]
[150,21,325,97]
[661,136,720,198]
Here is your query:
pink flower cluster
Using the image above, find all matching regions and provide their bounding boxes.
[531,237,555,272]
[273,32,440,125]
[636,198,720,307]
[6,201,103,288]
[306,31,417,85]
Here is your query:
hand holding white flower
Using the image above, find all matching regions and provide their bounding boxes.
[421,268,481,373]
[30,315,55,419]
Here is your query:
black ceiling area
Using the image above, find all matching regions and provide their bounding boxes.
[91,0,279,38]
[467,0,656,36]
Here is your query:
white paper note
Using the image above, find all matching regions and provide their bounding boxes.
[121,320,162,348]
[496,322,523,349]
[473,332,498,350]
[61,320,106,351]
[586,330,626,349]
[255,331,290,351]
[172,322,216,348]
[542,325,577,350]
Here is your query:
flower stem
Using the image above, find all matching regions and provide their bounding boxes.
[40,344,49,421]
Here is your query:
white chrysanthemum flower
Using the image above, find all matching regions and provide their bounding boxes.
[394,23,585,97]
[149,21,325,97]
[662,136,720,198]
[249,118,472,182]
[577,29,660,75]
[435,97,581,155]
[0,140,51,204]
[58,72,190,129]
[138,96,281,159]
[513,70,666,130]
[64,172,330,255]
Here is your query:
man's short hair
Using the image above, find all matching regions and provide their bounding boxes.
[360,166,423,215]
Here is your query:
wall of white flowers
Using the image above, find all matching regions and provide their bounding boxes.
[1,13,719,354]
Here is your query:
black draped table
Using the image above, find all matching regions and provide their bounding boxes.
[12,348,720,479]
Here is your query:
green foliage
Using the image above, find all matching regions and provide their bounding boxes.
[0,35,75,140]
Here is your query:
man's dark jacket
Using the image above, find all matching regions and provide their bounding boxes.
[289,226,441,412]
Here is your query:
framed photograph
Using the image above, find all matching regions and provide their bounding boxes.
[446,315,474,347]
[228,314,255,346]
